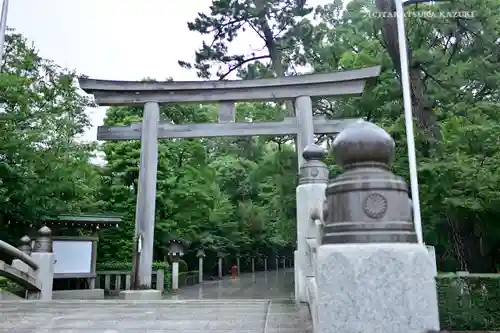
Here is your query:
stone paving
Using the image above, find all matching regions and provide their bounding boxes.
[167,269,295,300]
[0,269,312,333]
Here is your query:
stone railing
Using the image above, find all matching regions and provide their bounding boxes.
[0,226,55,300]
[295,144,328,331]
[296,122,441,333]
[95,269,165,296]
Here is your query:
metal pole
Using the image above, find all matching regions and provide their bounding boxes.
[395,0,423,245]
[0,0,9,63]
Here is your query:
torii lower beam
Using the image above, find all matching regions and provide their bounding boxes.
[96,117,360,141]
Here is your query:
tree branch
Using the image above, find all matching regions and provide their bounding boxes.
[218,55,269,80]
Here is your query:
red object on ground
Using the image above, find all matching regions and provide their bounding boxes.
[231,265,237,279]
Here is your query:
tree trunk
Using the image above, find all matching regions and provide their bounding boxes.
[253,0,295,118]
[375,0,439,141]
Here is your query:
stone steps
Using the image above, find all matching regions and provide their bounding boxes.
[264,300,313,333]
[0,299,312,333]
[0,300,271,332]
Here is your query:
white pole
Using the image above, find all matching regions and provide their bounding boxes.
[395,0,424,245]
[0,0,9,62]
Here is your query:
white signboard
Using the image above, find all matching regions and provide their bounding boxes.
[53,240,92,274]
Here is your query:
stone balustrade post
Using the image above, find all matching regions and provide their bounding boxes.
[31,226,55,300]
[315,121,439,333]
[12,236,33,276]
[295,145,329,303]
[18,235,32,256]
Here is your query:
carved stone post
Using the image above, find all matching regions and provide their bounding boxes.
[264,256,268,272]
[251,257,255,273]
[315,121,439,333]
[18,235,31,256]
[236,255,240,276]
[197,249,205,283]
[31,226,55,300]
[12,236,33,276]
[295,145,328,303]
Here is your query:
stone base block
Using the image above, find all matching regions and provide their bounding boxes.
[119,289,162,300]
[52,289,104,300]
[0,291,22,300]
[426,245,437,276]
[316,243,439,333]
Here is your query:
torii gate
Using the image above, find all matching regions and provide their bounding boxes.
[78,66,380,290]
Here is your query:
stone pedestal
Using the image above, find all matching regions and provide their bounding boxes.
[197,249,205,283]
[119,289,162,300]
[172,261,179,290]
[426,245,437,276]
[198,256,204,282]
[30,252,55,301]
[316,243,439,333]
[218,257,223,278]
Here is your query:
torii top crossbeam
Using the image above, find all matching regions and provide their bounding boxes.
[78,66,380,106]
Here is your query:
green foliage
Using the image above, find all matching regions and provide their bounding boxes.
[177,260,188,273]
[438,275,500,331]
[0,277,23,294]
[178,271,200,287]
[96,261,172,291]
[179,0,313,79]
[96,260,170,272]
[97,101,297,263]
[0,31,101,244]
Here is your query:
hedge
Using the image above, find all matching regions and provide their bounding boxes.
[437,274,500,331]
[97,261,172,291]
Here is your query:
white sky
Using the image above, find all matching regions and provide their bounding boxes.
[7,0,333,142]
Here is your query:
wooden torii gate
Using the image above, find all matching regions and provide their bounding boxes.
[78,66,380,290]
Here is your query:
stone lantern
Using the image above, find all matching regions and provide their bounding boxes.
[196,249,205,283]
[166,239,185,290]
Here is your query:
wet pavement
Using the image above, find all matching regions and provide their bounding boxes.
[0,269,312,333]
[166,269,295,300]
